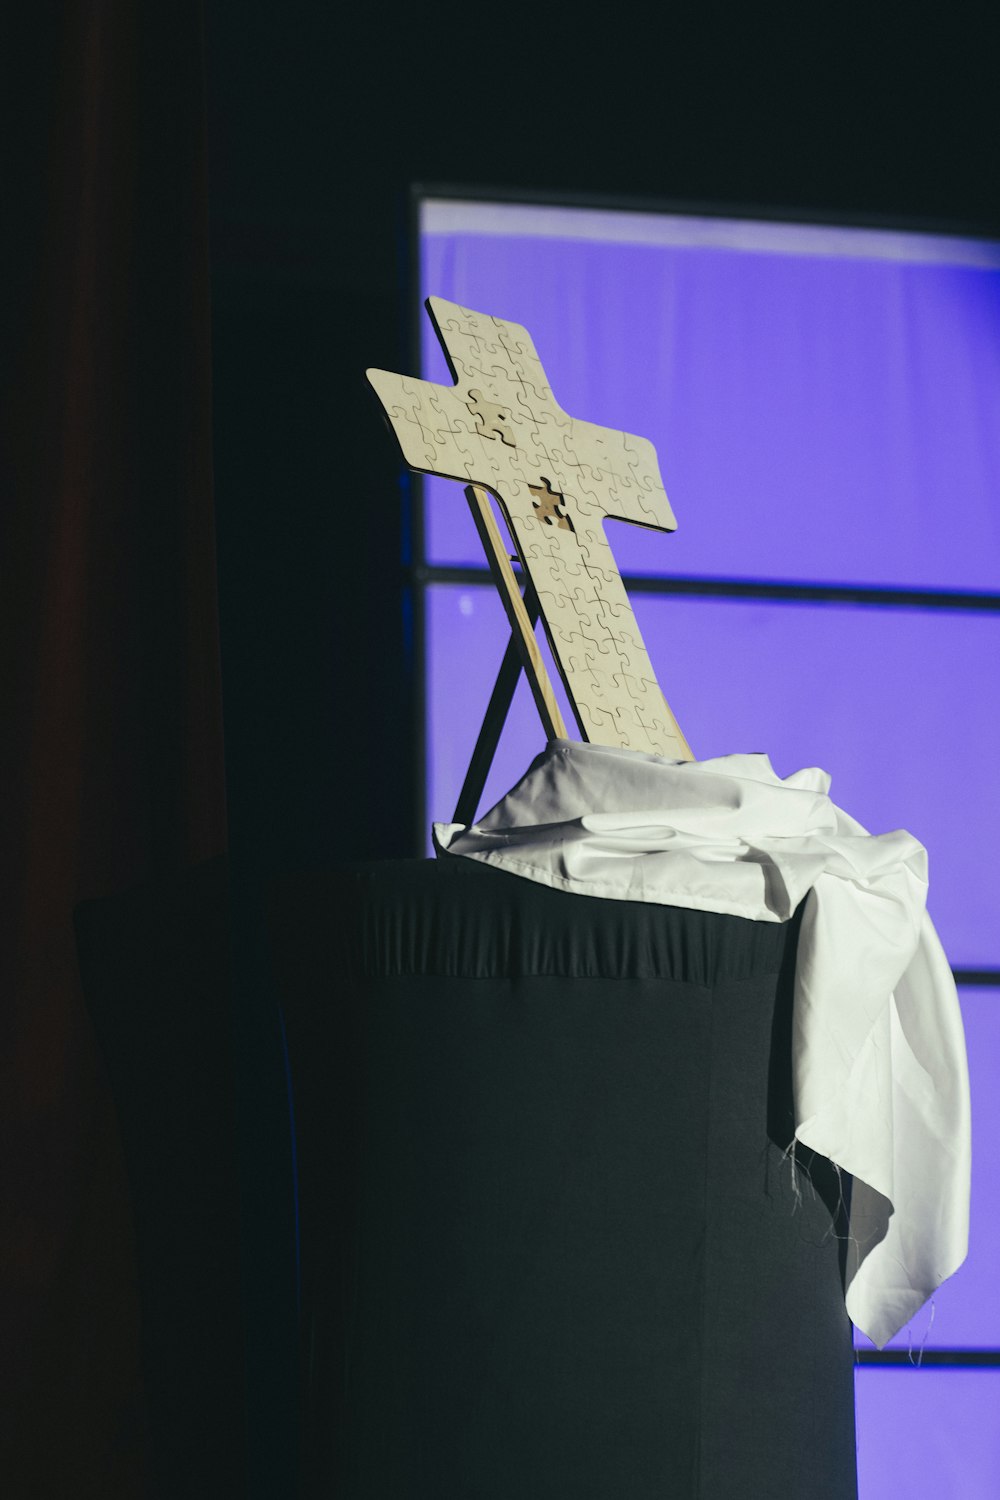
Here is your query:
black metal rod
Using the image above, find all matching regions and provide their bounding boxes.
[452,586,541,828]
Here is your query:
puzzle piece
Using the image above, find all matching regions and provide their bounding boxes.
[466,389,516,446]
[565,647,604,693]
[367,296,692,760]
[611,668,654,703]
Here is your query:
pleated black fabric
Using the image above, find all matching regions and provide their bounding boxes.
[270,858,857,1500]
[313,856,797,984]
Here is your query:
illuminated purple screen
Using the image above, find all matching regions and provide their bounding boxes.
[863,987,1000,1351]
[855,1370,1000,1498]
[422,204,1000,589]
[427,584,998,967]
[419,198,1000,1495]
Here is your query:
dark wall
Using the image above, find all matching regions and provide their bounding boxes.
[205,4,997,878]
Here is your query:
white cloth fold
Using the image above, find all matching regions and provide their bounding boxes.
[434,739,970,1348]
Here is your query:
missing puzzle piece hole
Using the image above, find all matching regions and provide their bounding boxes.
[529,477,575,532]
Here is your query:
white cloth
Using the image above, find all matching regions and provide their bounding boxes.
[434,739,971,1349]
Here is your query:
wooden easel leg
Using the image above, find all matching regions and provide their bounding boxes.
[452,485,569,827]
[464,485,567,740]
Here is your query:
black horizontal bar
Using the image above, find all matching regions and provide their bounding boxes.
[855,1349,1000,1367]
[416,565,1000,614]
[622,575,1000,611]
[954,969,1000,987]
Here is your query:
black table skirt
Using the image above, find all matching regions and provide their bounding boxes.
[74,857,247,1498]
[270,857,857,1500]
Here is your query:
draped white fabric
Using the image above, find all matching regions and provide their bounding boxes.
[435,740,971,1349]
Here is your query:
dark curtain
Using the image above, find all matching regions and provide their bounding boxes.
[1,4,226,1493]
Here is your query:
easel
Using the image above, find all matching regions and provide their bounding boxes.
[368,298,693,824]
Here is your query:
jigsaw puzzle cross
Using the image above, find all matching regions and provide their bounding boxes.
[368,297,691,761]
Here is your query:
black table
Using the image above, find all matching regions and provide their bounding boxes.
[270,857,857,1500]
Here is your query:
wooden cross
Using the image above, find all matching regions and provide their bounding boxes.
[368,297,693,817]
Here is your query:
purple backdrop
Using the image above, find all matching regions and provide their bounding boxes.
[855,1370,1000,1498]
[863,987,1000,1352]
[422,208,1000,591]
[427,584,998,967]
[420,200,1000,1494]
